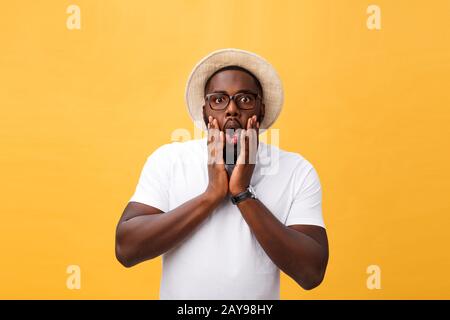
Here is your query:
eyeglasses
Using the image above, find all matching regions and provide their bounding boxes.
[205,92,261,111]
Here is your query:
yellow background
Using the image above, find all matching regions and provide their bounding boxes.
[1,0,449,299]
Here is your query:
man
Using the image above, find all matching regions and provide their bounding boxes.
[115,48,329,299]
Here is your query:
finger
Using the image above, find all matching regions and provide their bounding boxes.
[208,117,218,141]
[246,117,252,130]
[210,118,222,162]
[237,129,246,164]
[207,127,215,144]
[255,121,260,151]
[216,131,225,164]
[207,122,218,155]
[246,116,257,138]
[209,129,220,149]
[207,135,215,163]
[247,128,257,164]
[211,119,219,145]
[207,135,215,164]
[207,116,212,129]
[219,130,224,148]
[245,132,250,164]
[207,116,212,139]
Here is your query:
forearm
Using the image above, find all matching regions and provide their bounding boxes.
[237,198,327,289]
[116,192,221,267]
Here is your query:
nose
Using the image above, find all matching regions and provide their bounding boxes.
[225,97,240,118]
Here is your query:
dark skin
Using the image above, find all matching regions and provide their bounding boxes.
[115,70,329,290]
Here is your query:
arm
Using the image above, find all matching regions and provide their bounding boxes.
[115,193,221,268]
[229,116,328,290]
[116,116,228,268]
[236,198,329,290]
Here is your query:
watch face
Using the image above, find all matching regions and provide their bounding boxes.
[231,186,257,205]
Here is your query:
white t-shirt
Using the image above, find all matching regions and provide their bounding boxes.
[129,137,325,300]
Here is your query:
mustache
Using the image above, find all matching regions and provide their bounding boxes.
[222,118,243,130]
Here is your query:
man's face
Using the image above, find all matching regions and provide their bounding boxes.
[203,69,265,139]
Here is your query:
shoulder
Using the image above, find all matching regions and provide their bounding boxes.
[271,145,322,194]
[260,142,316,175]
[145,138,206,162]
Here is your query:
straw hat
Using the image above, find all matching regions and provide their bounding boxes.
[185,48,284,132]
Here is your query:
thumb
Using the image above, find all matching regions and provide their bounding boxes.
[215,131,225,165]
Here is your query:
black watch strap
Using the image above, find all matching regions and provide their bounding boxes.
[231,187,257,205]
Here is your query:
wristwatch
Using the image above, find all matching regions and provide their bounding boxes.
[231,185,257,205]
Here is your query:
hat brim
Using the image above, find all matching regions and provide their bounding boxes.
[185,48,283,133]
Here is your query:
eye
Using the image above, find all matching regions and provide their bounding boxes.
[239,95,251,103]
[210,94,227,104]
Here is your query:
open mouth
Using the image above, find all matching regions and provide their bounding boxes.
[223,120,242,145]
[225,131,239,145]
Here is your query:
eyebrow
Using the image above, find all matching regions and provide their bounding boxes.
[207,89,258,95]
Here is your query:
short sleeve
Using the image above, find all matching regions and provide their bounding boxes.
[129,144,171,212]
[285,164,325,228]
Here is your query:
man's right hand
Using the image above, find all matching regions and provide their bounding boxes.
[205,116,229,202]
[116,116,229,268]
